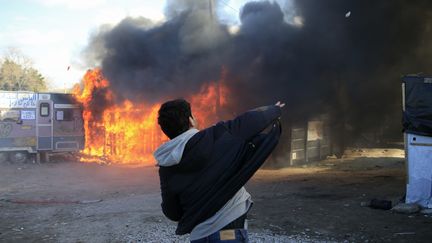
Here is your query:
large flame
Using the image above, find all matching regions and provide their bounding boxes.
[73,68,229,165]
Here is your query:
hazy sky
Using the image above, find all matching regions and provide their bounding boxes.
[0,0,252,91]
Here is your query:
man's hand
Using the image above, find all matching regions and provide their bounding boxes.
[275,101,286,108]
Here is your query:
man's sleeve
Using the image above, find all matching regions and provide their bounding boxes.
[160,184,183,221]
[222,105,281,141]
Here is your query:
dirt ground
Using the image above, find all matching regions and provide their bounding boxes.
[1,149,431,243]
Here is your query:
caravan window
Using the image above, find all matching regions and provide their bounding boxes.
[40,103,50,117]
[56,109,73,121]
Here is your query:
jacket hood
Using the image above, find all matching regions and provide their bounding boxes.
[154,128,199,167]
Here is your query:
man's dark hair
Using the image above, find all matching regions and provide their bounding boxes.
[158,99,192,139]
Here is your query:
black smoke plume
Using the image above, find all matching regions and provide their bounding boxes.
[83,0,432,146]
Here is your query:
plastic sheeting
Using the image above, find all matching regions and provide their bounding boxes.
[402,75,432,137]
[405,133,432,208]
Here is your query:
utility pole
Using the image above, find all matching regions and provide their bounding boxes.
[209,0,214,20]
[209,0,221,120]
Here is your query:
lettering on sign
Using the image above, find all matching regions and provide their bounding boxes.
[21,110,36,120]
[0,92,37,108]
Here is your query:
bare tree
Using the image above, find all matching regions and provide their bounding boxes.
[0,47,47,91]
[2,47,33,68]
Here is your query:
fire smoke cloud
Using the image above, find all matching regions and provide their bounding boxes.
[83,0,432,143]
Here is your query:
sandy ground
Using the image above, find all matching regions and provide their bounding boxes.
[0,149,431,243]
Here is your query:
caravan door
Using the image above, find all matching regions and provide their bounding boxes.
[37,94,53,150]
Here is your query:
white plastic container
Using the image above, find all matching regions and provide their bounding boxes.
[405,133,432,208]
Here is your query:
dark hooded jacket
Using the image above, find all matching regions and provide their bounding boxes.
[155,105,282,235]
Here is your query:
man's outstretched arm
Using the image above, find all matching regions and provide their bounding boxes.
[222,101,285,141]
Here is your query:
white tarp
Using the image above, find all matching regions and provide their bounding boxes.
[406,133,432,208]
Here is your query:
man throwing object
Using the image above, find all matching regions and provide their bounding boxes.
[154,99,284,242]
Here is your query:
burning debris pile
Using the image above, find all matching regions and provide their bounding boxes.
[74,0,432,164]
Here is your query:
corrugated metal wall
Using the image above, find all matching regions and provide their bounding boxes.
[290,126,307,165]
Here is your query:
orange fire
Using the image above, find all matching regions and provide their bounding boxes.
[73,68,229,165]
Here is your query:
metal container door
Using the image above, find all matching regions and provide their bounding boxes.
[37,100,53,150]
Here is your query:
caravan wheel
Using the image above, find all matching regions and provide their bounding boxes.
[9,152,28,164]
[0,152,8,163]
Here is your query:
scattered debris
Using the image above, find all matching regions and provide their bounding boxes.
[392,203,420,214]
[345,11,351,18]
[360,201,370,207]
[269,224,283,230]
[394,232,415,235]
[11,227,24,232]
[420,208,432,215]
[369,199,392,210]
[79,199,103,204]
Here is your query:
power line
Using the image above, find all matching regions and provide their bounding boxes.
[219,0,239,13]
